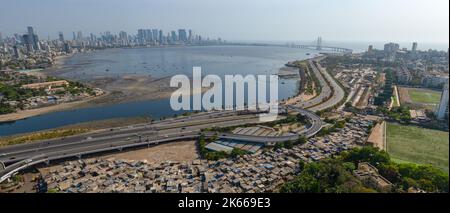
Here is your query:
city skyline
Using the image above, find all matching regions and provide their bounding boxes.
[0,0,448,45]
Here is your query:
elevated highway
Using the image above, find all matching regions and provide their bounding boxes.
[0,56,347,183]
[0,106,322,182]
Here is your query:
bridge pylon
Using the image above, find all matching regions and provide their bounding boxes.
[316,37,323,51]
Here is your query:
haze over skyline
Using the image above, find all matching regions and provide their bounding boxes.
[0,0,448,47]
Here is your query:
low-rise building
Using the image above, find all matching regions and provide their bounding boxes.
[21,80,69,90]
[353,162,392,192]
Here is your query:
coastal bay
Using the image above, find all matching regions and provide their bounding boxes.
[0,45,317,136]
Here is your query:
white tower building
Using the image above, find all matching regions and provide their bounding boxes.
[436,79,449,120]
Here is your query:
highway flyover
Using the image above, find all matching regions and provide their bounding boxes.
[0,106,322,183]
[294,57,345,112]
[0,57,345,183]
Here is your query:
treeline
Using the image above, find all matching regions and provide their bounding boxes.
[281,147,448,193]
[374,69,395,106]
[378,106,412,123]
[316,118,348,137]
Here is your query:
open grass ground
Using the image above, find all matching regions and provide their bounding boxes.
[386,122,449,172]
[408,89,441,105]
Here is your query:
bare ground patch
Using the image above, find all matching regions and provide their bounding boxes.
[99,140,199,164]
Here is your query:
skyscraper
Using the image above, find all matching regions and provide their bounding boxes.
[27,26,34,37]
[368,45,373,53]
[72,32,76,41]
[77,31,83,40]
[152,29,158,42]
[63,42,71,53]
[22,34,33,52]
[26,26,40,51]
[58,31,65,42]
[119,31,128,44]
[159,30,163,44]
[436,79,449,120]
[412,42,418,52]
[188,30,193,42]
[171,31,178,42]
[137,29,145,44]
[146,29,153,42]
[384,42,399,53]
[178,29,187,42]
[0,32,3,42]
[90,33,96,42]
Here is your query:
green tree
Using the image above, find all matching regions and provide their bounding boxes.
[340,146,390,167]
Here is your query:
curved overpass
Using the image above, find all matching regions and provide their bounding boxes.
[0,57,347,184]
[0,105,322,183]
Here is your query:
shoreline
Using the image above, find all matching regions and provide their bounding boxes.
[0,95,102,123]
[0,47,313,127]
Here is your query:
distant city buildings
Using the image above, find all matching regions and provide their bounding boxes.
[0,26,225,71]
[384,42,400,53]
[24,26,40,51]
[395,66,412,85]
[421,74,449,88]
[384,42,400,62]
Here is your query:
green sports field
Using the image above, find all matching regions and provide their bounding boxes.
[386,122,449,172]
[408,90,441,105]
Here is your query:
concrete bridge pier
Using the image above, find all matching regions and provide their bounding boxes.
[0,161,5,171]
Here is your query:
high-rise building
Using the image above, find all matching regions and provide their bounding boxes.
[412,42,418,52]
[0,32,3,42]
[90,33,96,42]
[27,26,34,37]
[188,30,193,42]
[159,30,163,43]
[22,34,34,52]
[152,29,158,42]
[58,31,65,42]
[119,31,128,44]
[72,32,76,41]
[384,42,399,53]
[178,29,187,42]
[171,31,178,42]
[368,45,373,53]
[146,29,153,42]
[137,29,145,44]
[384,42,399,62]
[26,26,40,51]
[77,31,83,40]
[436,79,449,120]
[63,42,71,53]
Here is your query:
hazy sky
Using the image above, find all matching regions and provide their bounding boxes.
[0,0,448,44]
